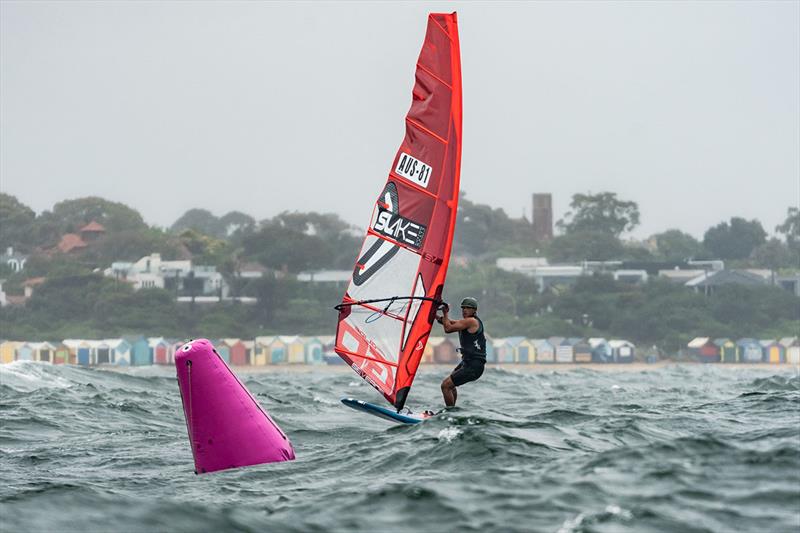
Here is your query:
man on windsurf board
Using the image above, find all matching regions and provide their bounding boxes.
[434,297,487,407]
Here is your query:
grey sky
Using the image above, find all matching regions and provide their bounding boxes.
[1,1,798,240]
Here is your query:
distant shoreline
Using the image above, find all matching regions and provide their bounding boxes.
[97,361,800,374]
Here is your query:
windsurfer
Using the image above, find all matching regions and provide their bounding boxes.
[434,297,487,407]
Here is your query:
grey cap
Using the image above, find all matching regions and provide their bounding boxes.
[460,297,478,309]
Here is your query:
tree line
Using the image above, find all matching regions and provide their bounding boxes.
[0,192,797,353]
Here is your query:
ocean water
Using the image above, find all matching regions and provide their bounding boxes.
[1,362,798,533]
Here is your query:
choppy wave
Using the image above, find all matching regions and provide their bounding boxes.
[1,362,798,532]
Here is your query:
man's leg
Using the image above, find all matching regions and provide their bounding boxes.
[441,376,457,407]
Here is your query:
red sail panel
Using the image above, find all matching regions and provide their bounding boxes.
[335,12,462,410]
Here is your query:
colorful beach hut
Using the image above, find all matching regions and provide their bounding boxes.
[300,337,324,364]
[15,343,34,361]
[108,339,131,365]
[609,340,635,363]
[281,336,305,364]
[505,337,535,363]
[555,338,578,364]
[714,338,737,363]
[432,337,458,364]
[253,336,272,366]
[588,338,612,363]
[760,340,784,364]
[780,337,799,365]
[223,339,248,366]
[688,337,720,363]
[736,338,763,363]
[27,342,56,363]
[63,339,92,366]
[242,340,255,365]
[148,338,169,365]
[126,336,151,366]
[573,339,592,363]
[267,337,288,364]
[0,341,22,363]
[92,340,112,365]
[533,339,555,363]
[493,338,513,363]
[53,344,70,364]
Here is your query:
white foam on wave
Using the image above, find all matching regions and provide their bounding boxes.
[437,426,461,443]
[0,361,74,392]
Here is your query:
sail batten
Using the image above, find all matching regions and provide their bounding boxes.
[335,12,462,410]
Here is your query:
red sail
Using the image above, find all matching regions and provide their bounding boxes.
[335,12,462,410]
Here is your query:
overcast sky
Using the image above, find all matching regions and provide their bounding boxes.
[1,1,798,239]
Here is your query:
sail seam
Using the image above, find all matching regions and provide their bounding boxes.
[416,62,452,90]
[337,348,400,368]
[406,118,447,144]
[388,171,438,199]
[428,15,453,42]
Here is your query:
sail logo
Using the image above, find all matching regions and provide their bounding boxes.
[372,208,426,249]
[395,152,433,188]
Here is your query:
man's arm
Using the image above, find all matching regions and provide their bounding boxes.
[436,309,479,334]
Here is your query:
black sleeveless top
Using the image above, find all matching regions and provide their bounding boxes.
[458,316,486,361]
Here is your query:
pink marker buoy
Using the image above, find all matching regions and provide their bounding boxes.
[175,339,295,474]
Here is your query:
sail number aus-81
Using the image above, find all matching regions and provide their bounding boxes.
[395,152,433,188]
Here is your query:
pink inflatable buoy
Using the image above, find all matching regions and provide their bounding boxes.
[175,339,295,474]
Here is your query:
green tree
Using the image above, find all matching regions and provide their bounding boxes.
[652,229,705,260]
[703,217,766,260]
[557,192,640,237]
[776,207,799,246]
[751,238,797,270]
[171,209,222,237]
[42,196,147,235]
[0,194,37,252]
[547,231,624,263]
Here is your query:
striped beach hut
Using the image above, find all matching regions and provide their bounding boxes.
[714,338,737,363]
[126,336,151,366]
[281,336,305,364]
[533,339,555,363]
[223,339,248,366]
[780,337,799,364]
[736,338,763,363]
[688,338,720,363]
[760,340,784,364]
[555,338,578,364]
[573,339,593,363]
[0,341,22,363]
[108,339,131,365]
[588,338,612,363]
[432,337,458,364]
[609,340,635,363]
[301,337,324,365]
[54,344,71,365]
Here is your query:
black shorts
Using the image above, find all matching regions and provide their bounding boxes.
[450,359,485,387]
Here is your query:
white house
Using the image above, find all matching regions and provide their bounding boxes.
[104,253,227,296]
